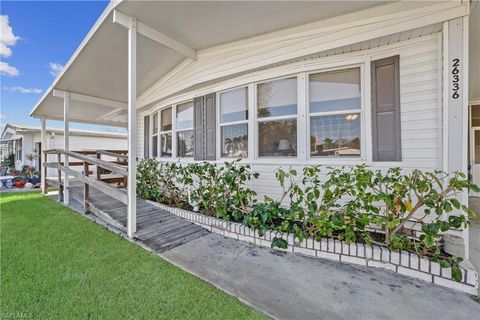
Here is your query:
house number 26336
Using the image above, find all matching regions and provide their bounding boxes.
[452,58,460,99]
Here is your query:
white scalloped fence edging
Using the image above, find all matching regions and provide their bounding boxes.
[147,200,479,295]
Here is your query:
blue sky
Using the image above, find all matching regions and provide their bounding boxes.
[0,0,114,132]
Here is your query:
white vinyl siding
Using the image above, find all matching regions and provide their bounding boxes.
[136,32,442,202]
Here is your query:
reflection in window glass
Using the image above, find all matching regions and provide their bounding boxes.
[309,68,361,113]
[176,102,193,130]
[221,123,248,158]
[257,78,297,118]
[161,107,172,131]
[220,87,248,123]
[177,130,194,157]
[153,113,158,134]
[160,133,172,157]
[310,113,361,157]
[258,119,297,157]
[152,135,158,157]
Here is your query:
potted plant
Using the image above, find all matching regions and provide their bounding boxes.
[13,176,26,187]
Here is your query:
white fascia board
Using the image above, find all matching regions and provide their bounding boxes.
[52,89,127,109]
[113,9,197,60]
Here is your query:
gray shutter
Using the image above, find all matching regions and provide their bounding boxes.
[204,93,216,160]
[371,55,401,161]
[193,96,204,160]
[144,115,150,158]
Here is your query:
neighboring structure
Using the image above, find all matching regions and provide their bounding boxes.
[28,0,478,263]
[0,123,126,176]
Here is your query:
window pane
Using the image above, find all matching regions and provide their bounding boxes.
[309,68,361,113]
[220,87,248,123]
[259,119,297,157]
[176,101,193,130]
[161,107,172,131]
[221,123,248,158]
[310,113,361,157]
[160,133,172,157]
[177,130,194,157]
[257,77,297,118]
[152,136,158,157]
[153,113,158,134]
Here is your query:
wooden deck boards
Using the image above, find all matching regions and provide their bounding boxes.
[66,181,209,252]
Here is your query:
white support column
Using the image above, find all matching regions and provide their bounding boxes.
[127,16,137,237]
[40,117,47,193]
[443,17,469,259]
[64,91,70,205]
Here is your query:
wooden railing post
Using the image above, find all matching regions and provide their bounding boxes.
[42,151,48,194]
[84,161,90,213]
[57,153,63,202]
[96,152,101,181]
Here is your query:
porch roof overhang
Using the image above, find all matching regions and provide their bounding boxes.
[29,0,471,127]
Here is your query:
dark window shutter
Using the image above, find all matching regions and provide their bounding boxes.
[144,115,150,158]
[371,55,401,161]
[193,96,204,160]
[204,93,216,160]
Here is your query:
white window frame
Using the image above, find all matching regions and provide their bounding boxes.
[254,75,300,159]
[150,111,159,158]
[175,100,194,158]
[306,64,366,161]
[217,86,249,159]
[159,106,173,158]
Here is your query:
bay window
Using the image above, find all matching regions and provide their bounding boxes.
[160,107,172,157]
[257,77,297,157]
[219,87,248,158]
[308,68,361,157]
[176,101,194,157]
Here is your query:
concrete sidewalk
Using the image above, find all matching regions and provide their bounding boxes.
[162,233,480,320]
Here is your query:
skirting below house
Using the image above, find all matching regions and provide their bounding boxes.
[147,200,479,295]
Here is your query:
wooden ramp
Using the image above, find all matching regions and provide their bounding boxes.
[65,181,210,252]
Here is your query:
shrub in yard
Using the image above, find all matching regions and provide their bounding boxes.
[185,160,259,220]
[137,158,260,219]
[137,159,478,281]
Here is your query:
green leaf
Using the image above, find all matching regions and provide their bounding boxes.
[439,260,450,268]
[271,237,288,249]
[451,266,462,282]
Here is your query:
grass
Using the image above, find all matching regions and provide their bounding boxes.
[0,192,265,319]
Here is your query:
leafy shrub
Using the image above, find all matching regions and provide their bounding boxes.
[136,159,478,281]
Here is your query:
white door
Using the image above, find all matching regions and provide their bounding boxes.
[471,128,480,191]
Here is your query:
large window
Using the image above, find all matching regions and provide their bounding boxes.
[160,107,172,157]
[257,77,297,157]
[176,101,194,157]
[219,87,248,158]
[152,112,159,157]
[309,68,361,157]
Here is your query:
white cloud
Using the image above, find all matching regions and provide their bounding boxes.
[49,62,63,77]
[0,61,19,76]
[2,86,42,94]
[0,15,19,58]
[0,113,5,120]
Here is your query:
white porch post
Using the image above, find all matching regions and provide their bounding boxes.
[127,16,137,237]
[443,16,469,259]
[40,117,47,193]
[64,91,70,205]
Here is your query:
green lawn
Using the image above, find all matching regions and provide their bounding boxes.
[0,192,265,319]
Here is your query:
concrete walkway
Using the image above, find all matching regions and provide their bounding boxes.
[162,233,480,320]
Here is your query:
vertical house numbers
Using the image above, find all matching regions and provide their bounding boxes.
[451,58,460,99]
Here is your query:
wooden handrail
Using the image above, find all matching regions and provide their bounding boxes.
[43,149,127,176]
[96,149,128,160]
[57,163,128,205]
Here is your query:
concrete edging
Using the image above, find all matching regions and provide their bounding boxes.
[147,200,479,295]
